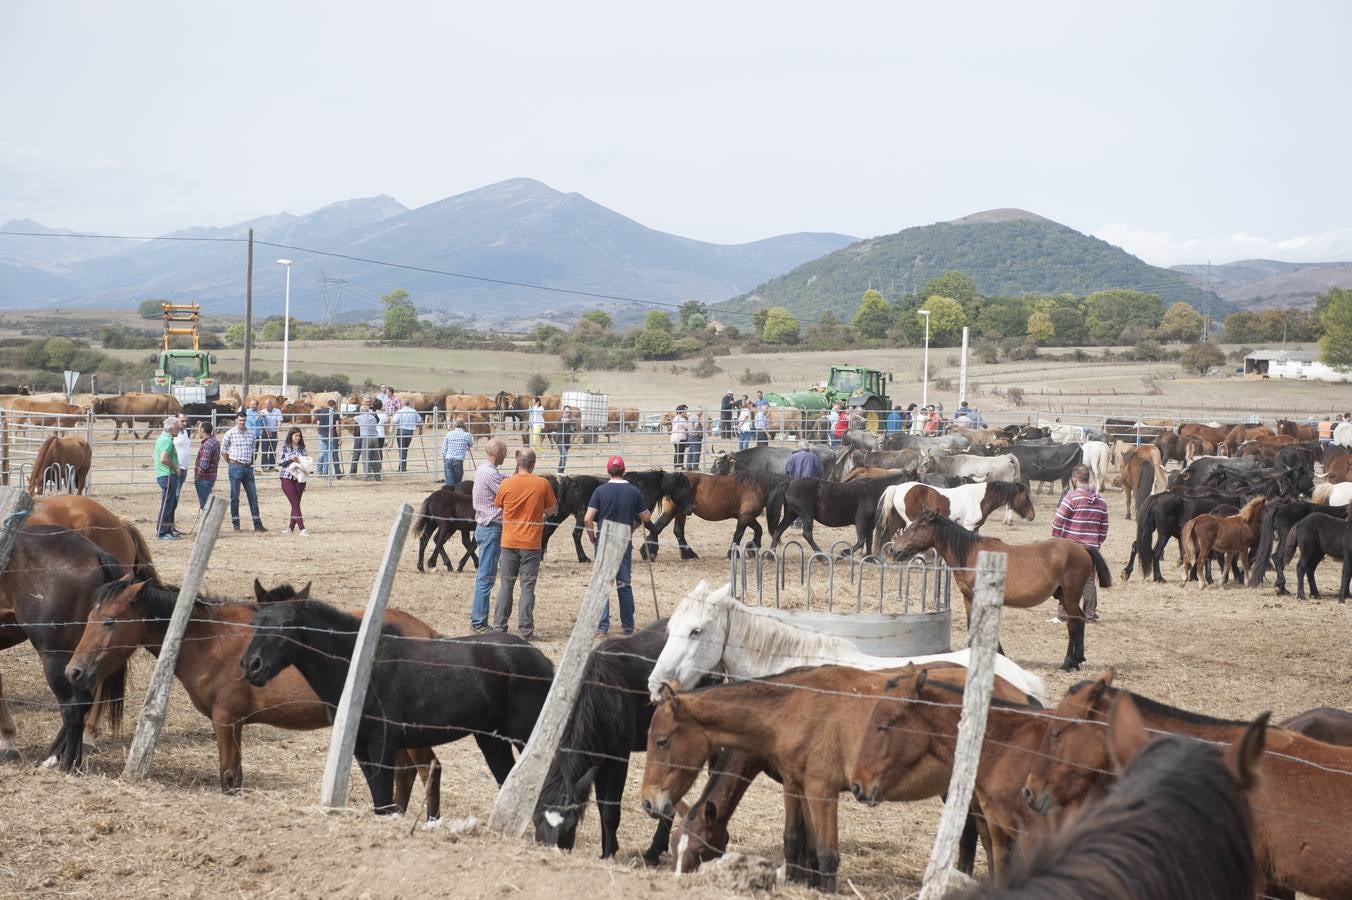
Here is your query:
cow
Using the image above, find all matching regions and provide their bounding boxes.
[90,392,183,440]
[917,452,1020,484]
[1007,442,1082,494]
[0,396,85,432]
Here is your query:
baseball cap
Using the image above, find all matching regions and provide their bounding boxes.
[607,455,626,475]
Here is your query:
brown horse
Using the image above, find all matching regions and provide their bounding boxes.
[28,495,158,581]
[1021,672,1352,899]
[841,465,905,482]
[1223,423,1275,454]
[27,435,92,495]
[1178,421,1236,448]
[647,470,785,559]
[957,693,1267,900]
[1120,449,1162,520]
[641,663,1037,890]
[889,509,1111,670]
[1278,419,1318,441]
[65,578,443,816]
[1180,496,1266,587]
[849,667,1052,877]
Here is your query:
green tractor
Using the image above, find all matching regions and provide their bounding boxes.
[765,365,894,431]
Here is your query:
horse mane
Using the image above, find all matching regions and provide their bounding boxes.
[983,480,1025,504]
[1067,680,1248,729]
[92,577,247,619]
[923,671,1044,710]
[1236,496,1266,522]
[924,511,983,565]
[717,593,855,667]
[732,469,788,490]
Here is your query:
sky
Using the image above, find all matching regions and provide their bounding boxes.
[2,1,1349,267]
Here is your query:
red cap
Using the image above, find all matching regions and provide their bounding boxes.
[607,455,626,475]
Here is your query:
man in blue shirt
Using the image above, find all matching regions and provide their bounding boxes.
[584,455,651,637]
[441,417,474,485]
[783,440,823,479]
[886,405,904,435]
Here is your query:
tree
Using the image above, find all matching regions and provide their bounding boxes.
[525,373,550,396]
[760,307,801,344]
[644,310,674,333]
[43,336,78,369]
[1222,311,1262,344]
[1158,302,1205,343]
[975,297,1029,339]
[634,327,676,359]
[751,308,771,340]
[1084,290,1164,344]
[579,309,612,330]
[137,298,166,319]
[223,323,255,348]
[1318,287,1352,370]
[921,271,980,310]
[818,310,841,326]
[261,316,300,342]
[677,300,708,333]
[918,295,967,345]
[1181,342,1226,375]
[850,289,893,339]
[1026,309,1055,345]
[382,289,419,339]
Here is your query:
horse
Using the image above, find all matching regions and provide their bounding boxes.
[413,481,478,573]
[1121,489,1247,582]
[26,435,92,495]
[1286,512,1351,600]
[765,471,910,555]
[26,495,157,581]
[1179,496,1266,587]
[241,599,554,814]
[0,527,126,770]
[1079,440,1109,492]
[1021,673,1350,899]
[1278,419,1319,441]
[643,663,1019,891]
[647,471,785,559]
[875,481,1035,547]
[65,580,444,810]
[1120,448,1163,520]
[1244,499,1343,591]
[889,510,1111,670]
[622,469,693,560]
[1311,480,1352,506]
[534,621,679,863]
[541,475,603,563]
[645,580,1048,704]
[960,693,1265,900]
[1279,706,1352,745]
[848,667,1050,877]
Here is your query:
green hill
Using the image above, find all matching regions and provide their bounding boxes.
[715,209,1231,321]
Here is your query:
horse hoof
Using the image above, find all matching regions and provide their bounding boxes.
[640,849,665,867]
[0,748,19,764]
[39,754,60,769]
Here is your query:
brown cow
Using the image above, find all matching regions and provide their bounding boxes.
[0,396,85,432]
[442,394,495,414]
[26,436,92,495]
[92,392,183,440]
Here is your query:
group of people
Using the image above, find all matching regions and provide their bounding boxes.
[467,439,650,640]
[668,404,708,470]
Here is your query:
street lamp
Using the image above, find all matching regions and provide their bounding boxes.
[276,259,293,395]
[918,309,931,409]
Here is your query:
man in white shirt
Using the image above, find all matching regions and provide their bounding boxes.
[174,412,192,487]
[392,404,421,472]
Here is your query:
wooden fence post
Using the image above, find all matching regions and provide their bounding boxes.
[487,519,630,836]
[122,494,227,780]
[319,502,413,809]
[918,549,1006,900]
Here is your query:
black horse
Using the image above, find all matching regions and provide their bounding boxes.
[241,599,554,814]
[1247,500,1349,592]
[541,475,604,563]
[413,481,478,572]
[765,471,910,555]
[1287,513,1350,601]
[535,621,677,862]
[1123,489,1247,582]
[0,526,126,770]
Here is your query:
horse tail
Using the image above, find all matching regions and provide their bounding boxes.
[1247,505,1280,587]
[120,518,159,583]
[414,492,438,543]
[1086,547,1112,588]
[765,481,787,535]
[874,485,898,555]
[1134,460,1155,516]
[1180,519,1198,576]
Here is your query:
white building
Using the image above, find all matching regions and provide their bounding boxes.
[1243,349,1351,383]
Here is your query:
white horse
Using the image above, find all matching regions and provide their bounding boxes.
[875,480,1034,537]
[1335,421,1352,448]
[1312,481,1352,506]
[646,580,1048,705]
[1080,440,1110,491]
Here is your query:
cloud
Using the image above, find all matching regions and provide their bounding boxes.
[1093,223,1352,268]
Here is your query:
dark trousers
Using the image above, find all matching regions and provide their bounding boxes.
[261,430,277,468]
[673,440,686,469]
[687,437,702,471]
[156,473,180,536]
[194,478,214,509]
[444,458,464,486]
[396,430,414,471]
[756,431,769,447]
[349,437,366,475]
[557,434,572,474]
[228,462,263,529]
[280,477,305,531]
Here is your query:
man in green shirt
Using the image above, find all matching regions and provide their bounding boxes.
[154,415,182,540]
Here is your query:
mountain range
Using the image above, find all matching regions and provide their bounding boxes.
[0,179,856,326]
[715,210,1238,324]
[1171,259,1352,310]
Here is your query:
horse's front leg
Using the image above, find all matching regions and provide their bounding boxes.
[0,671,18,762]
[674,514,697,560]
[213,718,244,793]
[803,780,840,893]
[358,740,399,815]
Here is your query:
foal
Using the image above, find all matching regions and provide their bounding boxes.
[1180,496,1266,587]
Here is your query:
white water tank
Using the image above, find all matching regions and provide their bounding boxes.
[561,390,609,430]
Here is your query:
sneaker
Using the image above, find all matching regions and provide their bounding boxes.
[157,533,178,542]
[299,529,311,537]
[621,629,635,637]
[233,525,241,532]
[471,624,489,635]
[254,525,268,533]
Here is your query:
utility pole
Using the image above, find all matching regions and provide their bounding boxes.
[1201,259,1211,342]
[242,228,254,403]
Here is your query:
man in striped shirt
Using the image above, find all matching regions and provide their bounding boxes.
[441,417,474,486]
[1050,464,1108,622]
[469,438,508,633]
[221,410,266,532]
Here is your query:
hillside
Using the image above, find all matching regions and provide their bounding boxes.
[1171,259,1352,310]
[0,180,855,326]
[716,210,1232,322]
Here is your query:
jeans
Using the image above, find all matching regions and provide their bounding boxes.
[444,458,464,487]
[687,437,702,471]
[261,430,277,468]
[349,437,365,476]
[597,544,636,634]
[396,430,414,472]
[280,477,306,531]
[557,435,571,474]
[156,473,180,536]
[317,435,338,476]
[228,462,263,529]
[194,479,214,509]
[471,524,502,629]
[738,431,750,451]
[492,547,541,638]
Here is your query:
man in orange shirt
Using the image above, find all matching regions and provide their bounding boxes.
[490,448,557,641]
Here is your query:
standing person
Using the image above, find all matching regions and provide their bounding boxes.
[687,406,706,471]
[260,398,282,470]
[469,438,508,633]
[221,411,266,532]
[316,399,340,478]
[826,403,841,447]
[1050,464,1109,623]
[374,398,389,474]
[1319,416,1334,449]
[441,417,473,486]
[355,403,382,479]
[382,387,403,418]
[832,406,850,444]
[754,390,768,410]
[886,405,904,436]
[670,405,690,469]
[904,403,917,433]
[277,426,311,535]
[923,406,941,435]
[192,421,220,509]
[490,448,556,641]
[245,399,263,449]
[754,403,770,447]
[154,416,181,540]
[393,402,421,472]
[174,412,191,486]
[584,455,651,636]
[737,402,753,451]
[784,440,823,479]
[556,404,576,475]
[528,397,545,452]
[348,404,369,477]
[720,390,735,444]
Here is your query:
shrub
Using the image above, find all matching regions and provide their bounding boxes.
[525,373,550,396]
[1001,338,1038,361]
[933,376,953,392]
[740,367,771,385]
[1181,342,1226,375]
[1132,337,1165,362]
[289,371,351,395]
[1007,386,1025,406]
[137,298,165,319]
[691,355,722,378]
[974,338,1000,364]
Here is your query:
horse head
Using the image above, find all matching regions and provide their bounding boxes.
[890,508,942,560]
[532,766,596,851]
[646,580,728,701]
[241,602,304,687]
[849,664,931,805]
[1021,670,1118,816]
[66,578,152,693]
[253,579,312,604]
